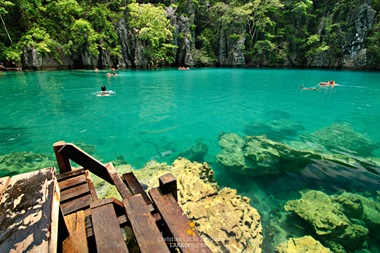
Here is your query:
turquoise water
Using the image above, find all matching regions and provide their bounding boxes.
[1,68,380,251]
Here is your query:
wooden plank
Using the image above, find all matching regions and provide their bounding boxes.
[123,194,170,253]
[123,172,152,205]
[0,176,10,200]
[149,188,212,253]
[57,168,85,181]
[62,211,89,253]
[105,163,132,199]
[0,167,60,253]
[60,183,90,202]
[54,141,72,173]
[84,170,98,201]
[59,143,114,184]
[58,174,87,191]
[61,194,92,215]
[91,200,129,253]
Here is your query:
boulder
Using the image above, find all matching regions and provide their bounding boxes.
[275,236,332,253]
[284,190,369,250]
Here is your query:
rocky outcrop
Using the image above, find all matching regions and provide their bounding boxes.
[310,3,377,69]
[97,158,263,253]
[216,131,380,176]
[284,190,380,251]
[284,190,369,250]
[21,47,73,70]
[275,236,332,253]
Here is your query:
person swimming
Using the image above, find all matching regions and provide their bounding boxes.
[97,85,114,96]
[300,84,319,90]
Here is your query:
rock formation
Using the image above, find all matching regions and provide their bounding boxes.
[284,190,380,251]
[216,132,380,176]
[275,236,332,253]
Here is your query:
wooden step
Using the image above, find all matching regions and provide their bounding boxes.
[123,194,169,253]
[149,187,212,253]
[90,199,129,253]
[62,210,89,253]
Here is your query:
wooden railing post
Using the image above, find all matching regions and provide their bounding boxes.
[159,173,177,201]
[53,141,72,173]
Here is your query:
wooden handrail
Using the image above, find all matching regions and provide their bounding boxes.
[58,143,114,184]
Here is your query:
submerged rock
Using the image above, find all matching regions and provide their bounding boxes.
[178,139,209,163]
[0,152,55,177]
[275,235,332,253]
[301,123,379,157]
[216,132,380,176]
[284,190,369,251]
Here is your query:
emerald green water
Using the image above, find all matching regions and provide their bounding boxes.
[1,68,380,251]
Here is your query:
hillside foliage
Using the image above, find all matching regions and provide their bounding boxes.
[0,0,379,68]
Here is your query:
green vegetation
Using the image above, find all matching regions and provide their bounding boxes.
[0,0,379,68]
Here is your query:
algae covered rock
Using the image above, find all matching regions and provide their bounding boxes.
[332,191,380,240]
[301,123,379,157]
[0,151,55,177]
[275,235,332,253]
[284,190,369,251]
[217,132,380,176]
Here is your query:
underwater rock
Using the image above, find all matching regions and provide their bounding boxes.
[332,191,380,241]
[114,158,263,253]
[74,142,96,155]
[284,190,369,251]
[275,235,332,253]
[178,139,209,163]
[244,119,304,142]
[301,123,379,157]
[0,152,55,177]
[217,133,380,176]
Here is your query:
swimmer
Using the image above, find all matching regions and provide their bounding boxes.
[98,85,110,96]
[300,84,318,90]
[106,72,111,77]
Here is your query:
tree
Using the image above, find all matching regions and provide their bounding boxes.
[127,2,176,67]
[0,0,14,44]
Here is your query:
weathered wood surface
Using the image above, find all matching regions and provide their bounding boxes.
[106,163,132,199]
[60,183,90,202]
[0,167,60,253]
[61,194,92,215]
[123,194,170,253]
[0,176,10,200]
[159,173,177,201]
[53,141,72,173]
[149,188,212,253]
[123,172,152,206]
[62,211,89,253]
[58,143,114,184]
[58,174,87,191]
[91,199,129,253]
[56,168,86,181]
[84,170,98,201]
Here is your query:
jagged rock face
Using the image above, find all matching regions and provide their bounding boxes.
[21,47,73,70]
[219,28,246,66]
[311,3,376,68]
[117,19,133,68]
